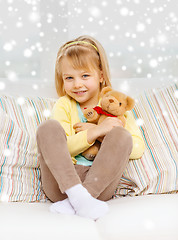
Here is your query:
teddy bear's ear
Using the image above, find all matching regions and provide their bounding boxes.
[126,96,135,111]
[100,86,112,97]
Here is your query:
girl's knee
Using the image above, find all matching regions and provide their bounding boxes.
[36,119,65,141]
[108,127,133,151]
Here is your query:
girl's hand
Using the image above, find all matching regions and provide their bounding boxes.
[96,117,124,137]
[73,122,96,133]
[87,117,124,144]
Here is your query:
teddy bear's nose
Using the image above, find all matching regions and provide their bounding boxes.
[109,99,114,103]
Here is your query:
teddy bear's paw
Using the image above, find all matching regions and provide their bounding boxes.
[83,154,96,161]
[86,111,94,118]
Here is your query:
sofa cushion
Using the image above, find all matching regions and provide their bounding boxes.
[0,95,56,202]
[0,201,102,240]
[97,194,178,240]
[115,83,178,197]
[0,83,177,202]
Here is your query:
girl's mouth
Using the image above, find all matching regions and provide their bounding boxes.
[74,90,87,95]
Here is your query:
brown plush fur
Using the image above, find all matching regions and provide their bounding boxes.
[82,86,135,160]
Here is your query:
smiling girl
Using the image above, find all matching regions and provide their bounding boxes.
[36,35,145,220]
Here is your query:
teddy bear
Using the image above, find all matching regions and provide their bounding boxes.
[82,86,135,160]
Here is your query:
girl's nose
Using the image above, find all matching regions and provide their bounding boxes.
[74,78,83,88]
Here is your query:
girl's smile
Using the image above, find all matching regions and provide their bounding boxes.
[73,90,87,95]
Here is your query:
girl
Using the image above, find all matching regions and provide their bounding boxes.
[36,35,145,220]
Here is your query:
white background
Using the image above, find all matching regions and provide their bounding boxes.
[0,0,178,94]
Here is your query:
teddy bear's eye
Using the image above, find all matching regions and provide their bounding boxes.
[119,103,122,106]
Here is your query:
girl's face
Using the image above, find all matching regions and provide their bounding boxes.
[61,57,103,109]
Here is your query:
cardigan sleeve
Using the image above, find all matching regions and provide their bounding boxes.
[51,97,94,157]
[125,111,145,159]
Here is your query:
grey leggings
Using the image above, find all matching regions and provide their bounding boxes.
[36,119,133,202]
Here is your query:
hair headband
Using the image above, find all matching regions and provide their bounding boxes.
[65,41,98,52]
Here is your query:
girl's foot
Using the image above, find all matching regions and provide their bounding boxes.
[65,184,109,220]
[50,198,75,215]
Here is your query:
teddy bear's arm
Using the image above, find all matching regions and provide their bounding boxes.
[118,116,126,127]
[83,108,100,124]
[97,114,108,124]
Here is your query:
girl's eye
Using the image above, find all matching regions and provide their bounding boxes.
[119,103,122,106]
[82,74,89,78]
[65,77,73,80]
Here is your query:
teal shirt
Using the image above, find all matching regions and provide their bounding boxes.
[75,102,93,166]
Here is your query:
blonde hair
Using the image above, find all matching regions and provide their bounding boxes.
[55,35,112,97]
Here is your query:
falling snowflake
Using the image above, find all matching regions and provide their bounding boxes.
[101,1,108,7]
[39,32,45,37]
[88,6,101,18]
[24,49,32,58]
[59,1,66,7]
[140,42,145,47]
[109,52,114,57]
[4,149,11,157]
[0,194,9,202]
[6,71,18,82]
[136,23,146,32]
[31,71,37,76]
[120,7,129,16]
[99,20,104,26]
[43,109,51,118]
[136,67,142,73]
[149,59,158,68]
[157,34,167,44]
[109,35,115,40]
[174,90,178,98]
[163,111,168,116]
[29,11,40,22]
[122,66,127,71]
[16,21,23,28]
[17,97,25,105]
[137,59,143,64]
[3,43,12,52]
[147,73,152,78]
[128,46,134,52]
[32,84,39,90]
[136,118,144,126]
[28,107,35,116]
[5,61,11,66]
[0,82,6,90]
[120,81,129,92]
[47,13,53,23]
[144,219,155,231]
[114,25,120,30]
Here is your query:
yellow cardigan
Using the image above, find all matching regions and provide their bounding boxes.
[51,95,145,164]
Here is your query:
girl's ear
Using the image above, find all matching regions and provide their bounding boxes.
[99,71,104,84]
[100,86,112,97]
[126,97,135,111]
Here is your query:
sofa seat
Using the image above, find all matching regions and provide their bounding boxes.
[0,194,178,240]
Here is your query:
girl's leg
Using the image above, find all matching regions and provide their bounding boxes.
[36,119,82,202]
[37,120,108,220]
[83,126,133,201]
[97,178,121,201]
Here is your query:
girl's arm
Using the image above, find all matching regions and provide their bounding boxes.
[51,97,95,157]
[74,118,124,144]
[124,111,145,159]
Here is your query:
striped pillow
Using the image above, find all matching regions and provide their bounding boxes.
[0,95,56,202]
[115,84,178,197]
[0,84,177,202]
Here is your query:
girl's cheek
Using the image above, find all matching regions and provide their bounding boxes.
[64,82,71,91]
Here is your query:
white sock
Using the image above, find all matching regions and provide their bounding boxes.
[50,198,75,215]
[65,184,109,220]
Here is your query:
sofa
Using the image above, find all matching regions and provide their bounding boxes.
[0,77,178,240]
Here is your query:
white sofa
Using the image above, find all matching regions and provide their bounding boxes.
[0,77,178,240]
